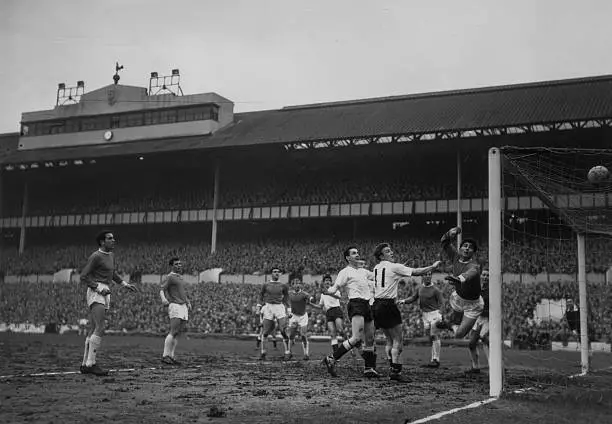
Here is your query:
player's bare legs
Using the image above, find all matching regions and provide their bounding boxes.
[324,315,365,377]
[438,309,477,339]
[362,319,379,377]
[454,315,478,339]
[327,321,339,354]
[163,317,185,365]
[467,328,489,374]
[378,324,405,380]
[467,329,481,373]
[299,324,310,359]
[429,322,442,367]
[260,318,276,359]
[287,321,299,359]
[382,328,393,367]
[82,303,108,376]
[276,316,290,356]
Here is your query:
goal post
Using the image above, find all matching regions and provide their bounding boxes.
[488,147,503,397]
[487,146,612,397]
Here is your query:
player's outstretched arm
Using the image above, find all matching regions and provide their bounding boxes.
[411,260,442,276]
[445,262,480,289]
[398,292,418,305]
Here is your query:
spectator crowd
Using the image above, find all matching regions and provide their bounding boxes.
[1,279,611,347]
[2,235,611,276]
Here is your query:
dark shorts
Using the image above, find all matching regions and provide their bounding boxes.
[347,298,373,322]
[372,299,402,329]
[325,306,344,323]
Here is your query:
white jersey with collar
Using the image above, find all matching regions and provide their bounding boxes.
[373,260,414,299]
[334,265,374,300]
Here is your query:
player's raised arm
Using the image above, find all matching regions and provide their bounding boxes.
[80,254,100,290]
[441,227,461,260]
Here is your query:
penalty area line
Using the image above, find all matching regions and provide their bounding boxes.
[0,365,204,380]
[407,398,498,424]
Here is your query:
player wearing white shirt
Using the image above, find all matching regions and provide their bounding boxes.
[322,246,379,378]
[310,274,349,356]
[372,243,441,381]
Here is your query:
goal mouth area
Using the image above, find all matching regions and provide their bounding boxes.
[500,146,612,237]
[487,146,612,398]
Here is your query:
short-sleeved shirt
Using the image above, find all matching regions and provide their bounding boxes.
[416,285,444,313]
[334,266,374,300]
[373,261,414,299]
[289,291,311,315]
[319,293,341,311]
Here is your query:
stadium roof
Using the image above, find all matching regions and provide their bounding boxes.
[3,74,612,166]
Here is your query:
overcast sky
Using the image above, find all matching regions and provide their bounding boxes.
[1,0,611,133]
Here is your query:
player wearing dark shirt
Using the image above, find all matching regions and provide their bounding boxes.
[79,231,137,376]
[436,227,484,338]
[160,257,191,366]
[400,274,445,368]
[286,277,317,360]
[257,267,290,360]
[467,268,490,374]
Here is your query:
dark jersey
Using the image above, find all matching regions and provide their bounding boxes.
[441,234,481,300]
[289,291,311,315]
[80,249,123,289]
[480,283,489,318]
[416,285,444,313]
[161,272,188,304]
[261,282,289,305]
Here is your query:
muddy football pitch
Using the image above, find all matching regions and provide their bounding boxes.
[1,333,610,424]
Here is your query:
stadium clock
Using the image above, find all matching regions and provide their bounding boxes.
[103,130,113,141]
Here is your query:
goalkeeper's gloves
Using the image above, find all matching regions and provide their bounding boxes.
[444,275,461,285]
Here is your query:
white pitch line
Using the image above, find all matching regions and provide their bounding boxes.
[0,367,150,380]
[407,398,498,424]
[0,364,222,380]
[407,366,612,424]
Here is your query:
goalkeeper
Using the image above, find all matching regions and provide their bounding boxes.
[436,227,484,338]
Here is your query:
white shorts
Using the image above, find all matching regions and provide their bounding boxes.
[449,292,484,320]
[472,315,489,338]
[168,303,189,321]
[289,313,309,328]
[87,283,110,310]
[422,310,442,332]
[262,303,287,321]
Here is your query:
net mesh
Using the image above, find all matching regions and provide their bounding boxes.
[497,146,612,396]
